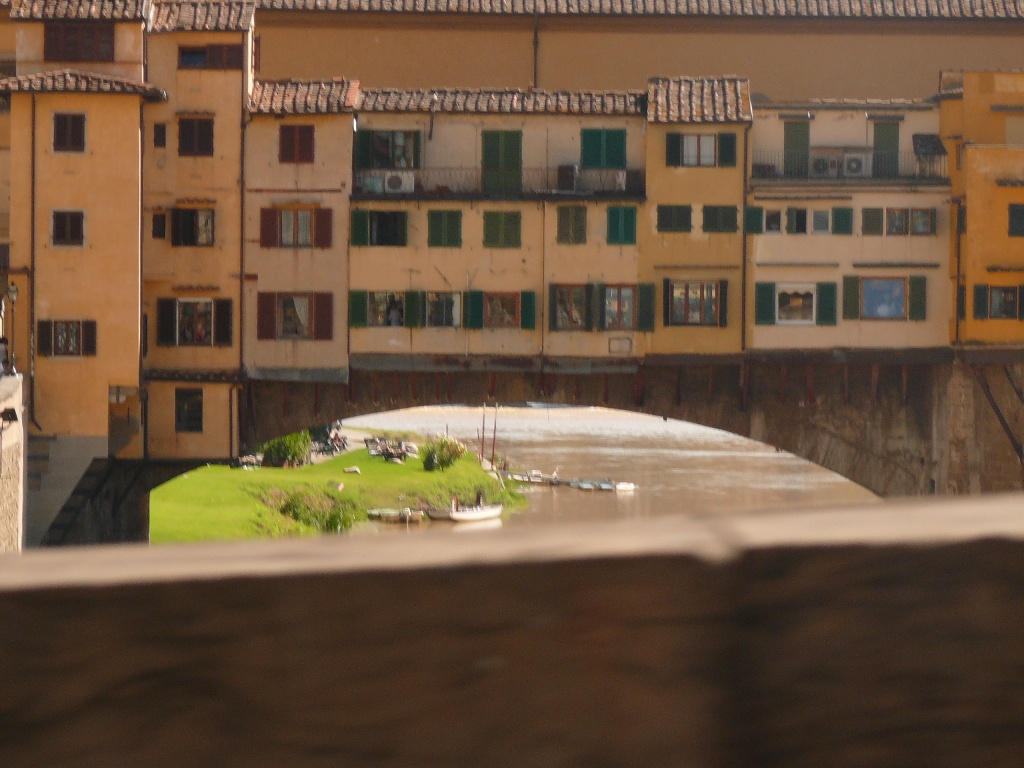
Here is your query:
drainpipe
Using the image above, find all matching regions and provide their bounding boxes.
[139,99,147,459]
[28,93,40,430]
[740,122,751,353]
[532,5,540,89]
[238,30,248,459]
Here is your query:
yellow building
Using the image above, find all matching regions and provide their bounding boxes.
[940,71,1024,346]
[641,76,751,358]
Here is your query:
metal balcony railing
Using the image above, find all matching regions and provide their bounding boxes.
[353,167,646,198]
[750,149,947,183]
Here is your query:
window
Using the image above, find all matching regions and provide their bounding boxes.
[1009,204,1024,236]
[552,285,588,331]
[484,293,520,328]
[607,206,637,244]
[52,211,84,246]
[153,123,166,148]
[604,285,636,330]
[152,212,166,239]
[989,286,1018,319]
[53,113,85,152]
[367,292,405,327]
[910,208,936,235]
[279,125,314,164]
[832,207,854,235]
[156,298,232,347]
[178,118,214,157]
[557,206,587,244]
[786,208,808,234]
[666,281,720,326]
[483,211,521,248]
[580,129,626,169]
[177,45,244,70]
[350,210,407,247]
[862,208,884,236]
[665,132,737,168]
[44,22,114,62]
[811,210,831,234]
[861,278,907,319]
[426,292,461,327]
[776,284,816,325]
[260,207,332,248]
[256,292,333,340]
[703,205,738,234]
[657,205,692,233]
[175,388,203,433]
[36,319,97,356]
[354,130,421,170]
[170,208,214,246]
[886,208,909,236]
[427,210,462,247]
[765,210,782,233]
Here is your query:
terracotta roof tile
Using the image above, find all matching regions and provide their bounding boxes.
[148,0,255,31]
[0,68,165,97]
[249,79,360,113]
[253,0,1024,18]
[11,0,146,20]
[357,87,646,115]
[646,76,752,123]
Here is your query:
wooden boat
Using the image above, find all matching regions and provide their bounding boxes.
[426,501,503,522]
[367,508,424,523]
[614,482,637,492]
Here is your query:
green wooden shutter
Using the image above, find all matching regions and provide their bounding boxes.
[717,132,737,167]
[816,282,837,325]
[786,207,800,234]
[974,284,989,319]
[412,131,422,169]
[862,208,884,235]
[663,278,672,326]
[427,210,443,247]
[405,290,423,328]
[606,130,627,169]
[744,206,764,234]
[1018,286,1024,320]
[721,206,738,233]
[957,284,966,320]
[624,207,636,244]
[665,133,682,166]
[873,121,900,178]
[754,282,775,325]
[504,212,521,248]
[520,291,536,330]
[466,290,484,329]
[350,210,369,246]
[908,276,927,321]
[843,276,861,319]
[156,298,177,345]
[548,284,558,331]
[832,207,854,235]
[483,212,500,247]
[783,121,810,177]
[718,280,729,327]
[348,290,368,328]
[595,284,607,330]
[607,207,619,243]
[637,283,656,332]
[583,284,595,331]
[354,131,373,170]
[581,129,603,168]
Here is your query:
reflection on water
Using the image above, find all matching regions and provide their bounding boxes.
[346,405,878,526]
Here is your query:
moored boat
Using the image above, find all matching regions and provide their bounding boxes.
[426,501,503,522]
[367,508,425,523]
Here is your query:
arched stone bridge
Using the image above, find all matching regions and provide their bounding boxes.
[243,350,1024,498]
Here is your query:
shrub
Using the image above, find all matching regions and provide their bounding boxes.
[260,430,313,467]
[280,490,358,533]
[422,435,467,472]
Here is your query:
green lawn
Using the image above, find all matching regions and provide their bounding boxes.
[149,449,519,544]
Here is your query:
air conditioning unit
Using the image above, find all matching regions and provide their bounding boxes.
[382,170,415,194]
[842,151,872,178]
[809,149,841,178]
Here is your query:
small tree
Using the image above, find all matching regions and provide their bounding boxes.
[422,435,467,472]
[260,430,313,467]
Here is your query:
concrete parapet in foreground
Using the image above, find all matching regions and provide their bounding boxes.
[2,495,1024,766]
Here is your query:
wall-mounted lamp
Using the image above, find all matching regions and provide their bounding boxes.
[1,407,18,424]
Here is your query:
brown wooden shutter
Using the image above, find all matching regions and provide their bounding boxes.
[81,320,97,356]
[260,208,279,247]
[256,292,277,339]
[213,299,232,346]
[312,293,333,340]
[298,125,314,162]
[156,299,177,345]
[278,126,293,163]
[313,208,332,248]
[37,320,53,356]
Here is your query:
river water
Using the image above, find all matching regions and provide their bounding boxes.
[344,405,878,527]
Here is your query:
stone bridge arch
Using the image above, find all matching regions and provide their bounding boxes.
[243,358,1024,498]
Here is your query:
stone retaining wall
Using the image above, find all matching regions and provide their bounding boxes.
[2,495,1024,766]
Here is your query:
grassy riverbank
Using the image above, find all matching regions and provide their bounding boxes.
[149,448,520,544]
